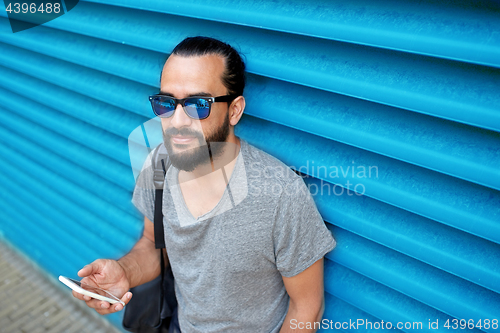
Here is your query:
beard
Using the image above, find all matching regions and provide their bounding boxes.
[163,114,230,172]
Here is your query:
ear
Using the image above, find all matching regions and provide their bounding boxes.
[229,96,246,126]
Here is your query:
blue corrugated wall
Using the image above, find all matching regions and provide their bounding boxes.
[1,0,499,331]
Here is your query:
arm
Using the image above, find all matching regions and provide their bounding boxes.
[73,216,165,314]
[117,216,165,288]
[279,258,325,333]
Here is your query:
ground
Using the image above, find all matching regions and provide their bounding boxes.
[0,241,121,333]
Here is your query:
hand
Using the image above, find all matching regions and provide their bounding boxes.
[72,259,133,315]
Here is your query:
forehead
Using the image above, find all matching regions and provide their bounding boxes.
[160,54,226,96]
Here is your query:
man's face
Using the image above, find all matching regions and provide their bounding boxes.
[159,54,232,171]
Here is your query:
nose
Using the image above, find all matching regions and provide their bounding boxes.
[169,102,192,128]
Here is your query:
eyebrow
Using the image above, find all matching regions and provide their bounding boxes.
[158,91,213,98]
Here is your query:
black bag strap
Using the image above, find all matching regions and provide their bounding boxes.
[151,143,172,324]
[151,143,171,249]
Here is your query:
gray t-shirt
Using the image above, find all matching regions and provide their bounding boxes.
[132,139,336,333]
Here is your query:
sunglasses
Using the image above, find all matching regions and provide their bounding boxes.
[149,94,237,120]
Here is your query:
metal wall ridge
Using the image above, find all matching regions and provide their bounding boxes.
[328,226,500,322]
[323,292,404,333]
[0,90,134,185]
[324,260,465,332]
[0,88,132,168]
[3,4,498,132]
[0,17,164,87]
[0,46,150,133]
[3,33,498,193]
[7,31,499,194]
[80,0,500,69]
[0,45,155,119]
[310,178,500,295]
[245,75,500,191]
[4,25,497,193]
[237,116,500,245]
[0,153,139,247]
[0,171,120,257]
[0,197,101,266]
[0,108,135,192]
[0,129,138,216]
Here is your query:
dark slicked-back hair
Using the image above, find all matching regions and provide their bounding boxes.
[171,36,246,97]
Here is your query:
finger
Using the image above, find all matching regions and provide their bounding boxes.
[78,260,104,278]
[84,298,108,310]
[71,290,91,302]
[78,292,130,315]
[98,291,132,314]
[99,301,111,310]
[96,308,116,315]
[78,265,92,278]
[96,300,123,315]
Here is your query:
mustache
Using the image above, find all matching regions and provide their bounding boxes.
[164,127,204,140]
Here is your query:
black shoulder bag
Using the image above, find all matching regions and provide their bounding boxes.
[123,144,177,333]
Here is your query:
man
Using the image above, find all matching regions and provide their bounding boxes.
[73,36,336,333]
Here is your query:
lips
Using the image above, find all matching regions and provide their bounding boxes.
[171,135,196,144]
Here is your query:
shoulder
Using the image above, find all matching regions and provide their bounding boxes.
[241,139,303,189]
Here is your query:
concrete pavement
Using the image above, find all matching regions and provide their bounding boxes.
[0,240,122,333]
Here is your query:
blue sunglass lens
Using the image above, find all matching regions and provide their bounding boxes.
[152,98,175,117]
[185,98,210,119]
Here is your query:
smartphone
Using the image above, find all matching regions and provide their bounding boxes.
[59,275,125,306]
